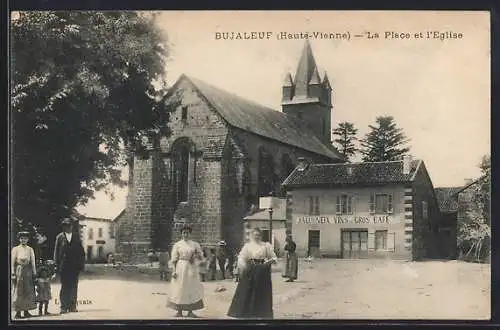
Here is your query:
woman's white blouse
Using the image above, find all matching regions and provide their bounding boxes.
[237,241,277,269]
[11,244,36,275]
[169,239,203,267]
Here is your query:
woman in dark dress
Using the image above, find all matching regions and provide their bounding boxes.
[282,232,298,282]
[227,227,277,319]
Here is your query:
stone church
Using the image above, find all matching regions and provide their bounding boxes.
[117,40,344,257]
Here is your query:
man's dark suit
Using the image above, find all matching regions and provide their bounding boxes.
[53,232,85,312]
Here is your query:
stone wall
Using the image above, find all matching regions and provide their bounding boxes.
[410,162,441,260]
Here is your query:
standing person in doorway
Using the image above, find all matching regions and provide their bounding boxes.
[227,227,277,319]
[282,231,298,282]
[11,231,37,319]
[216,241,227,280]
[53,217,85,314]
[167,223,204,318]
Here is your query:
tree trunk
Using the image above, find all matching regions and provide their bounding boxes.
[464,241,476,260]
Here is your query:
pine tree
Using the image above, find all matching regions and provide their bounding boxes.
[360,116,410,162]
[332,122,358,162]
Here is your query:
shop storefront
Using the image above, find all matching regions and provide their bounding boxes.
[282,156,441,260]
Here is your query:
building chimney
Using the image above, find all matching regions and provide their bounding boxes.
[297,157,310,171]
[402,155,412,175]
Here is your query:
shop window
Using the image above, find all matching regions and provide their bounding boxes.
[98,227,103,238]
[308,196,320,215]
[370,193,393,214]
[98,246,104,258]
[342,230,368,258]
[336,194,354,215]
[88,228,94,240]
[422,201,428,219]
[375,230,388,250]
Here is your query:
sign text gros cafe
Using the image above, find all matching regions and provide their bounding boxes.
[296,215,391,225]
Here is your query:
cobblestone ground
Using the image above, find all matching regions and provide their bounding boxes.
[15,259,490,321]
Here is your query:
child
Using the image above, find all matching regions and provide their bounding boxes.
[199,249,208,282]
[208,248,217,281]
[35,265,52,316]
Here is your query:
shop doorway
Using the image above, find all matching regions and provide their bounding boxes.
[341,229,369,259]
[308,230,320,257]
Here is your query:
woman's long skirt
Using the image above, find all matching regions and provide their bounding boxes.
[167,260,204,311]
[227,263,273,319]
[12,261,37,312]
[282,252,298,280]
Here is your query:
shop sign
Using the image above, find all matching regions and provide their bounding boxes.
[296,215,391,225]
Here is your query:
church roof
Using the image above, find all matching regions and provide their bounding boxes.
[173,75,342,161]
[294,39,319,97]
[283,72,293,87]
[309,66,321,85]
[283,159,422,188]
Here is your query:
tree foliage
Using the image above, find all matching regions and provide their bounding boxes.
[457,154,491,262]
[332,121,358,162]
[11,12,172,255]
[360,116,410,162]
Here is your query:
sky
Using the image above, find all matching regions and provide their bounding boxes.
[77,11,490,219]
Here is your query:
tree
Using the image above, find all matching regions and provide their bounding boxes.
[332,121,358,162]
[457,154,491,263]
[360,116,410,162]
[11,12,172,256]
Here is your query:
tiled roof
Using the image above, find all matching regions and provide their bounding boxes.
[434,187,462,213]
[282,159,421,188]
[181,75,342,161]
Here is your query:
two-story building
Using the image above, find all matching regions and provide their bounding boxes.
[282,155,441,260]
[80,216,117,262]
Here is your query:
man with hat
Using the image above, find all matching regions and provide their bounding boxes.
[53,217,85,314]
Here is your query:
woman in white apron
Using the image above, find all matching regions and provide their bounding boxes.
[167,224,204,318]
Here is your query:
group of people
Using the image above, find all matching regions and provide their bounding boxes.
[166,223,298,319]
[11,217,85,319]
[11,216,298,320]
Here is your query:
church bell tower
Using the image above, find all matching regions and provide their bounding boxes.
[281,40,333,145]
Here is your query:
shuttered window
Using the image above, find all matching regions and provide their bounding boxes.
[309,196,320,215]
[371,193,394,214]
[337,195,355,215]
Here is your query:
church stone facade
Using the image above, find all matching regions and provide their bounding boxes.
[117,41,343,258]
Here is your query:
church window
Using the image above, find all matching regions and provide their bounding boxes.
[172,139,191,204]
[181,106,188,121]
[258,148,277,197]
